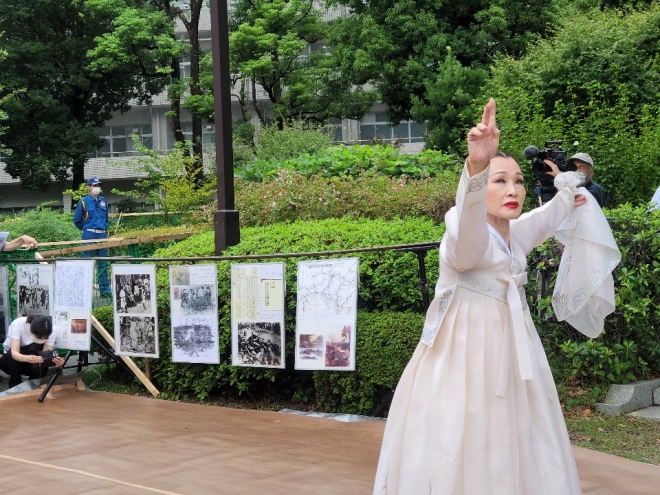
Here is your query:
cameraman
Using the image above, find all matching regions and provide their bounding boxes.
[0,315,64,388]
[543,153,607,208]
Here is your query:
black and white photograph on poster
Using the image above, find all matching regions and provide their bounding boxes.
[235,321,283,367]
[118,316,158,357]
[171,315,219,364]
[16,264,54,318]
[298,334,323,361]
[18,286,50,316]
[173,285,215,315]
[114,274,152,314]
[55,311,68,325]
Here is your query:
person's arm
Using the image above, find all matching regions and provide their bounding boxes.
[444,98,499,271]
[1,235,38,251]
[512,173,587,254]
[73,199,85,230]
[9,338,44,364]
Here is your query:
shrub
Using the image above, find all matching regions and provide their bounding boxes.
[313,310,424,416]
[0,205,80,243]
[527,204,660,385]
[149,217,443,402]
[253,121,334,161]
[219,170,458,227]
[237,144,462,183]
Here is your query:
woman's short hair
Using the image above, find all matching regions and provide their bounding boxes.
[494,151,513,159]
[27,315,53,338]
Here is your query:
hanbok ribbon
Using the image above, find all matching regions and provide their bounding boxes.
[496,271,532,398]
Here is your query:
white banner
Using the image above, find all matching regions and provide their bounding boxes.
[53,260,95,351]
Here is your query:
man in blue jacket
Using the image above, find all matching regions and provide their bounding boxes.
[73,177,111,297]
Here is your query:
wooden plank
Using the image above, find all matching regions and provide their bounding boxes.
[36,238,124,248]
[91,316,160,397]
[37,232,195,258]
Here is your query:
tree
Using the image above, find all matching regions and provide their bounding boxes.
[0,0,175,191]
[161,0,206,185]
[326,0,558,149]
[229,0,378,128]
[487,4,660,118]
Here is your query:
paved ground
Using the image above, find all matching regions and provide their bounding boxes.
[1,387,659,495]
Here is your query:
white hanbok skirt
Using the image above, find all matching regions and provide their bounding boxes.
[373,287,582,495]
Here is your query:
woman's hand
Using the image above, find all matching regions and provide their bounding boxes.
[52,356,65,367]
[467,98,500,174]
[27,355,44,364]
[574,194,587,208]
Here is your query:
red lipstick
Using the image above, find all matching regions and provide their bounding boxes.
[504,201,519,209]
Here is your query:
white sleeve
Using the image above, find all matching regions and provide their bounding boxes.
[443,163,490,271]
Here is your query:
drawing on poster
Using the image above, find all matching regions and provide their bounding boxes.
[298,334,323,361]
[115,274,151,314]
[170,266,191,286]
[55,311,68,325]
[297,261,358,319]
[55,264,90,309]
[71,319,87,334]
[17,265,39,286]
[237,322,282,366]
[325,325,351,368]
[174,285,215,314]
[172,316,216,358]
[18,286,50,316]
[118,316,156,355]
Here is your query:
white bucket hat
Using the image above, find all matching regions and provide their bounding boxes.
[568,152,593,168]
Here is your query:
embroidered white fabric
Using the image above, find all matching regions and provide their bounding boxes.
[552,173,621,338]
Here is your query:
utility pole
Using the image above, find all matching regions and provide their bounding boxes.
[210,0,240,254]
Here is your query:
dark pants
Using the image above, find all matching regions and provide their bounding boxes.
[81,230,110,294]
[0,343,50,388]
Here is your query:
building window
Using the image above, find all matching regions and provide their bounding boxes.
[179,55,191,79]
[359,113,426,144]
[179,122,215,149]
[97,124,153,157]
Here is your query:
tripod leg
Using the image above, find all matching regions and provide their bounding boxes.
[38,350,72,402]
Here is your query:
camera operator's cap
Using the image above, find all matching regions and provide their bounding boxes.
[86,177,102,186]
[568,153,594,168]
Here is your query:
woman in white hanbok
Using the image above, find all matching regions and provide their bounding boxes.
[373,100,620,495]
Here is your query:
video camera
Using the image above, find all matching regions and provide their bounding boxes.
[523,141,576,177]
[523,141,577,204]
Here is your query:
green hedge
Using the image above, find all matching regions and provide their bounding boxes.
[149,217,443,402]
[313,310,423,416]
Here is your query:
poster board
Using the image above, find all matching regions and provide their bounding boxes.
[295,258,359,371]
[112,264,158,358]
[231,263,285,368]
[53,260,95,351]
[16,264,54,318]
[169,264,220,364]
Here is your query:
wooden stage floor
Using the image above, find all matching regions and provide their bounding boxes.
[1,388,659,495]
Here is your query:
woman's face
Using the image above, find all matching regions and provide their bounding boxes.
[486,156,526,221]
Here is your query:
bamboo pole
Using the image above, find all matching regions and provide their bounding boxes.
[36,232,195,258]
[91,316,160,397]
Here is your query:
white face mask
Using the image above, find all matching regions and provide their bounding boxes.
[32,337,47,344]
[91,186,101,195]
[576,172,587,185]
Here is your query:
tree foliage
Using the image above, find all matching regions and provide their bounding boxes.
[0,0,175,190]
[325,0,558,149]
[488,4,660,118]
[229,0,378,127]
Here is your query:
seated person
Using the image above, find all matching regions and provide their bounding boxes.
[0,315,63,388]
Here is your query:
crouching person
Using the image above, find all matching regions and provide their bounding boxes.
[0,315,63,388]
